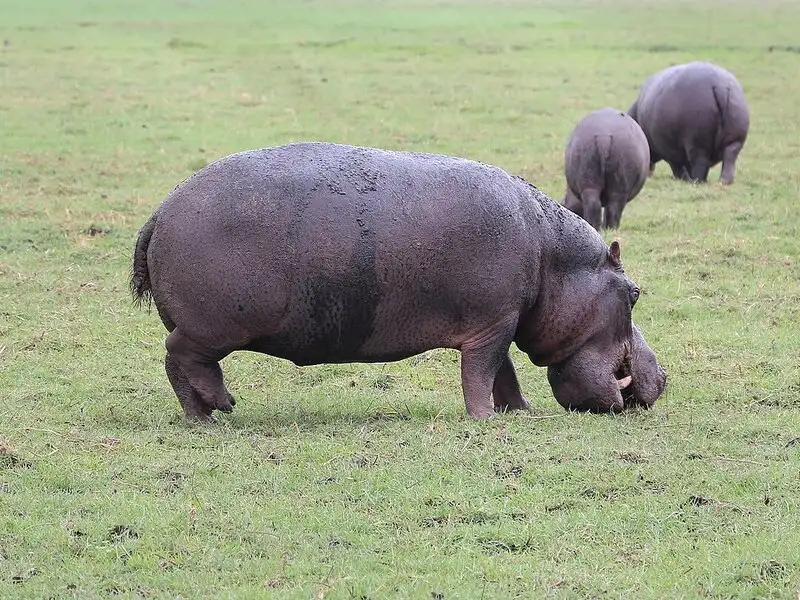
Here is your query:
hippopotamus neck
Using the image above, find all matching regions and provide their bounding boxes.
[514,181,613,365]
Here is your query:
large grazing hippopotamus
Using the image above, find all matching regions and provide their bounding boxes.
[131,142,667,422]
[563,107,650,230]
[627,61,750,184]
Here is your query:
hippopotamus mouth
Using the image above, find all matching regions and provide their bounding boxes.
[615,362,638,408]
[612,342,635,408]
[613,342,667,410]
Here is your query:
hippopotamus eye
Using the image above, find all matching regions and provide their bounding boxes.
[630,286,640,306]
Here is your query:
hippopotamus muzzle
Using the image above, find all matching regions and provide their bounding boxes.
[545,314,668,414]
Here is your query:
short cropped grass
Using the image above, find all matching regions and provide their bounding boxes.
[1,0,800,598]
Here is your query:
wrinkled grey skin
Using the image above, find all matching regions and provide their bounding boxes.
[131,142,667,422]
[628,61,750,184]
[563,107,650,230]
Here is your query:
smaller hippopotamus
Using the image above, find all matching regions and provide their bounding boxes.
[562,107,650,230]
[627,61,750,184]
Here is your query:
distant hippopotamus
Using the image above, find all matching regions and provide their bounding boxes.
[131,142,667,422]
[627,61,750,184]
[563,107,650,230]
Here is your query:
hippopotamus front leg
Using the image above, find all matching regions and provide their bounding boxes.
[492,353,531,413]
[459,317,519,419]
[719,141,744,184]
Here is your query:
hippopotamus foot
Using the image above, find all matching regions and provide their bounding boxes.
[165,329,236,416]
[459,320,518,419]
[164,353,217,422]
[719,141,743,185]
[492,353,531,413]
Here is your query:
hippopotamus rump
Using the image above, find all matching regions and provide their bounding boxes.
[563,107,650,230]
[131,142,667,421]
[627,61,750,184]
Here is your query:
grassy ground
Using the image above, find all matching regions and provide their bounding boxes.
[2,0,800,597]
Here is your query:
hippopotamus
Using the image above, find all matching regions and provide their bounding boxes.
[627,61,750,184]
[562,107,650,230]
[130,142,667,422]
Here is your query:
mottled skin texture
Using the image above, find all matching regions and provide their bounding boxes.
[562,107,650,230]
[627,61,750,184]
[131,142,667,422]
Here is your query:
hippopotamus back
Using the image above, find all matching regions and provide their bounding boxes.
[145,143,552,365]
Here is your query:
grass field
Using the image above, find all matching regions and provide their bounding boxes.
[2,0,800,598]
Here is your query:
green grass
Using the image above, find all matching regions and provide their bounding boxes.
[2,0,800,597]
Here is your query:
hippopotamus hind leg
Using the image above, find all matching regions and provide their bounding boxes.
[602,192,627,229]
[668,161,691,181]
[563,188,583,217]
[492,353,531,413]
[155,309,219,421]
[719,141,743,184]
[687,148,711,182]
[165,329,236,416]
[647,150,662,177]
[580,188,602,231]
[165,353,216,422]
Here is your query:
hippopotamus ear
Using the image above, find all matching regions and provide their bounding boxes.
[609,240,622,267]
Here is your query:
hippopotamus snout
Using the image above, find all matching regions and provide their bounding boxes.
[548,331,666,414]
[639,364,668,407]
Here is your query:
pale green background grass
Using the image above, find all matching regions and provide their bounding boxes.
[1,0,799,598]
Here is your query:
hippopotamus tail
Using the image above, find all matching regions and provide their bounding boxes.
[593,133,614,174]
[130,214,156,307]
[712,84,731,128]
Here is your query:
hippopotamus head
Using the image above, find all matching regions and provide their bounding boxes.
[518,240,667,413]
